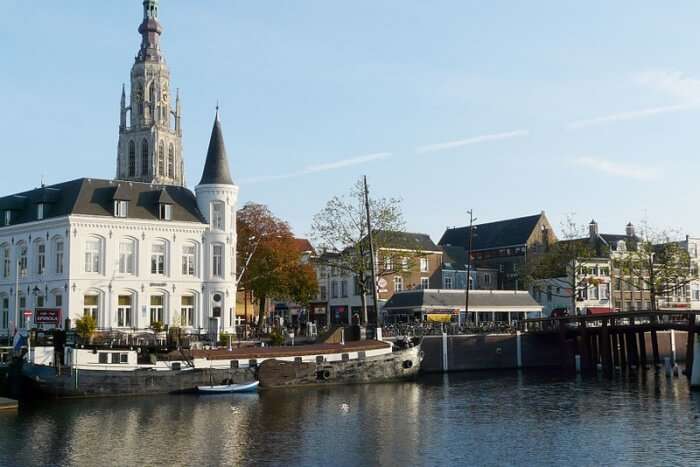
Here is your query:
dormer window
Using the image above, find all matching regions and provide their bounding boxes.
[114,200,128,218]
[37,203,45,220]
[159,203,172,221]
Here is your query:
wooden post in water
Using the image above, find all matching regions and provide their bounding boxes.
[619,329,627,369]
[558,319,569,372]
[626,331,639,369]
[686,313,696,379]
[612,331,620,370]
[638,330,648,369]
[651,329,660,368]
[601,318,612,376]
[580,319,591,372]
[591,333,599,369]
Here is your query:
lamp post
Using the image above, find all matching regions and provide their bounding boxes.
[465,210,477,327]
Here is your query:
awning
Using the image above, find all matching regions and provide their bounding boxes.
[426,314,452,323]
[586,307,613,315]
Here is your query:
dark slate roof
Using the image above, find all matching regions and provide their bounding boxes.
[157,188,175,205]
[0,178,206,227]
[561,233,639,255]
[438,213,543,250]
[113,184,132,201]
[441,245,467,269]
[372,230,442,252]
[198,114,234,186]
[384,290,542,310]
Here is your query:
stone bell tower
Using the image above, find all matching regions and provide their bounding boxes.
[116,0,184,186]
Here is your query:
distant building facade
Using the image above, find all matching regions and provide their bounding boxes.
[439,212,557,290]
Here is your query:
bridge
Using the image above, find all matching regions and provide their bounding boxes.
[522,311,699,381]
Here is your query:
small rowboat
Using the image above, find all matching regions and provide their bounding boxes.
[196,381,259,394]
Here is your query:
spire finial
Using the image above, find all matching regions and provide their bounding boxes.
[215,101,220,121]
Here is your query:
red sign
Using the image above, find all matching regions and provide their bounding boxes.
[23,310,33,318]
[35,308,61,325]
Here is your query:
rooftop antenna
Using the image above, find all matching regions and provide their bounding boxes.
[40,175,45,188]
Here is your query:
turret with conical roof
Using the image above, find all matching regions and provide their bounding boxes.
[198,110,234,186]
[195,108,239,336]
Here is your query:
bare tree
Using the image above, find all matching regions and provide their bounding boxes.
[526,216,603,316]
[615,222,696,311]
[311,179,409,324]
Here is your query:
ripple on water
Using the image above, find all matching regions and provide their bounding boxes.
[1,370,700,466]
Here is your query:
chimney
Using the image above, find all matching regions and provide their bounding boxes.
[626,222,635,238]
[589,219,599,238]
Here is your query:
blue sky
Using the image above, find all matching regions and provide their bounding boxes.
[3,1,700,242]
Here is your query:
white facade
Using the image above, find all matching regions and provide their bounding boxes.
[0,200,239,336]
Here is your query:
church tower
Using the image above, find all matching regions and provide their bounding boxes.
[116,0,184,186]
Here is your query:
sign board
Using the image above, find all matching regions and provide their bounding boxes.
[65,331,77,347]
[23,310,33,318]
[35,308,61,325]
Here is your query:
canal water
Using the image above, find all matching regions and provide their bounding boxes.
[2,370,700,466]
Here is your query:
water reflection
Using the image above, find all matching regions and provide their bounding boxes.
[1,370,700,466]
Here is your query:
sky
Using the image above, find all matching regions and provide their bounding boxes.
[3,1,700,243]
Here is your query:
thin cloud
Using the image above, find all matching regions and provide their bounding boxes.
[573,156,659,181]
[633,70,700,101]
[415,130,529,153]
[568,103,700,129]
[240,152,391,184]
[569,70,700,129]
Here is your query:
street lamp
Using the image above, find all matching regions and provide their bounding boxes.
[465,210,477,327]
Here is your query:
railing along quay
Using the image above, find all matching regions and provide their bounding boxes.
[521,310,700,381]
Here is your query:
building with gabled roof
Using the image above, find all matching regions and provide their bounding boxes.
[438,212,556,290]
[0,1,239,338]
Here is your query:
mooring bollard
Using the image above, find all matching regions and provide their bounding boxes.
[441,332,448,372]
[691,334,700,388]
[575,354,581,373]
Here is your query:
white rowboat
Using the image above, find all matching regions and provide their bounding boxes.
[196,381,259,393]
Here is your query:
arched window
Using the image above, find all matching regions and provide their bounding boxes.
[141,139,149,176]
[1,243,10,279]
[83,294,99,325]
[149,82,155,102]
[117,294,134,327]
[181,295,195,327]
[84,238,102,274]
[151,240,167,275]
[158,141,165,176]
[0,294,8,330]
[17,242,27,278]
[118,238,137,275]
[137,85,144,116]
[128,140,136,177]
[34,239,45,275]
[168,144,174,178]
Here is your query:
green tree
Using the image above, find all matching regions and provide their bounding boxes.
[237,203,319,331]
[75,315,97,344]
[311,179,408,324]
[615,223,696,311]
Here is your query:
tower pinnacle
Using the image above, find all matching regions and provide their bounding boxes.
[137,0,163,63]
[116,0,183,186]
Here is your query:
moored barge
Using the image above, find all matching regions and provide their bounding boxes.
[21,339,421,398]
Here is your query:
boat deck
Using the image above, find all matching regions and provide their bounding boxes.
[183,340,391,361]
[0,397,18,411]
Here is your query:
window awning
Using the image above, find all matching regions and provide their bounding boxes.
[586,307,613,315]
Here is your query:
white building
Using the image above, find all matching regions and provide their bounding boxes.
[0,0,239,337]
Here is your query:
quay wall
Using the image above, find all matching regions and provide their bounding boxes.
[419,331,688,373]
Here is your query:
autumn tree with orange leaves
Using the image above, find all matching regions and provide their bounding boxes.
[237,203,318,330]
